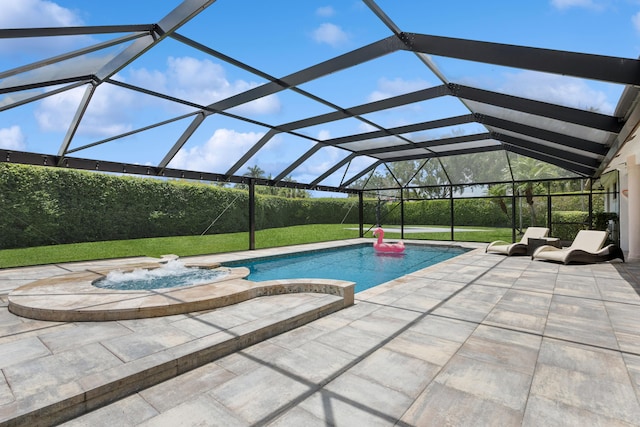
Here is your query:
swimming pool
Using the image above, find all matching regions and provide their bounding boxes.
[224,244,468,293]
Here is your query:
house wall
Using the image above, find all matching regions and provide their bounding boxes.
[615,154,640,260]
[627,155,640,260]
[618,170,629,254]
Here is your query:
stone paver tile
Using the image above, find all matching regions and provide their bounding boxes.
[590,263,629,278]
[615,331,640,354]
[512,273,557,293]
[441,265,487,283]
[432,299,497,323]
[314,324,386,357]
[412,280,466,300]
[208,364,312,425]
[0,265,69,293]
[387,293,441,313]
[549,294,609,321]
[605,301,640,333]
[60,394,158,427]
[554,278,601,299]
[525,261,560,274]
[368,304,424,324]
[170,310,250,338]
[139,361,237,413]
[484,309,547,334]
[327,300,380,321]
[0,319,69,343]
[0,376,13,406]
[101,325,196,362]
[347,309,418,339]
[215,341,291,376]
[0,310,24,327]
[385,329,462,366]
[3,343,122,399]
[434,355,533,411]
[137,393,247,427]
[401,381,523,427]
[557,265,599,277]
[473,268,522,288]
[457,326,540,375]
[0,336,50,369]
[381,277,433,294]
[267,323,330,350]
[493,289,552,315]
[267,406,325,427]
[355,289,407,305]
[117,315,190,331]
[522,394,636,427]
[498,256,533,268]
[529,364,640,425]
[623,353,640,402]
[484,290,551,333]
[269,340,354,384]
[349,347,440,398]
[461,285,508,303]
[474,323,540,348]
[544,314,618,349]
[38,322,132,353]
[299,372,413,427]
[468,254,503,266]
[409,315,477,343]
[597,278,640,303]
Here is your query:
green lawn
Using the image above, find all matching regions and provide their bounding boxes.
[0,224,512,269]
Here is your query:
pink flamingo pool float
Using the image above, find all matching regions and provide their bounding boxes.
[372,227,405,253]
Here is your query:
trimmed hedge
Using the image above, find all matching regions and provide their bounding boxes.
[551,211,589,241]
[0,163,606,249]
[0,164,379,249]
[382,198,516,227]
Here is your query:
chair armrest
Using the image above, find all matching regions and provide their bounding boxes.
[486,240,510,252]
[532,244,562,259]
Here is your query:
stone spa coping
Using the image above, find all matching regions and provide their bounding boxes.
[7,257,355,322]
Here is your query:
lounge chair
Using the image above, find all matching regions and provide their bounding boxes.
[532,229,625,264]
[486,227,550,256]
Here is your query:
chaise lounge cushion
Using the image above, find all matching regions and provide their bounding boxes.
[532,229,625,264]
[486,227,549,256]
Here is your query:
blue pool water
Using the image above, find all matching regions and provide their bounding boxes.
[224,244,468,293]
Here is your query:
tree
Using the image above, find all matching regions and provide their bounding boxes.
[245,165,265,179]
[235,166,308,198]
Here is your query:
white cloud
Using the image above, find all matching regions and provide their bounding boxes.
[501,71,614,114]
[312,23,349,47]
[169,128,264,173]
[550,0,602,10]
[130,56,280,115]
[368,77,430,102]
[35,82,134,136]
[317,129,331,140]
[0,0,87,56]
[0,0,82,27]
[0,126,27,150]
[316,6,336,17]
[302,146,344,175]
[632,12,640,32]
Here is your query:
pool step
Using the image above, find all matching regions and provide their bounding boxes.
[0,293,346,427]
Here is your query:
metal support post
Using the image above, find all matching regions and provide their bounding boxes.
[249,178,255,250]
[358,191,364,237]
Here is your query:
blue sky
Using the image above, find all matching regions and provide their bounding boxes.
[1,0,640,189]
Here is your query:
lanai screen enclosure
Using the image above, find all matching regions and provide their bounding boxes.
[1,0,638,245]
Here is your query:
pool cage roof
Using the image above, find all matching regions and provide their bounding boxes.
[2,0,640,195]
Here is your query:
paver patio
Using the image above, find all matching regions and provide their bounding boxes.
[1,240,639,426]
